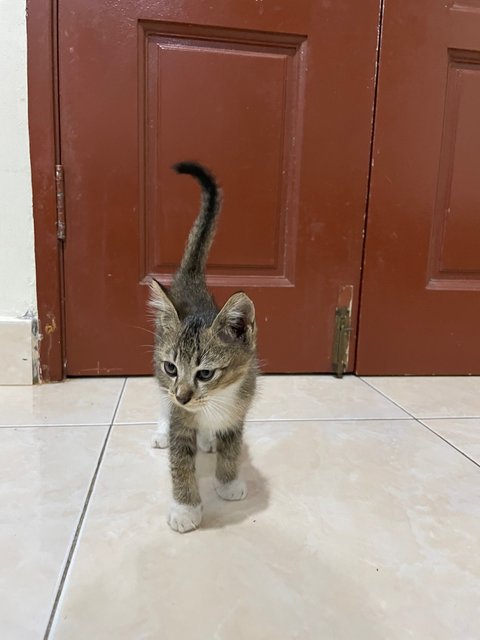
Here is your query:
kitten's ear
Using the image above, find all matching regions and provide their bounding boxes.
[148,279,179,329]
[213,292,256,345]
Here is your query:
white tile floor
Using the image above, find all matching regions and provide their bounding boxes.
[1,376,480,639]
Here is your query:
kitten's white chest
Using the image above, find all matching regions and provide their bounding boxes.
[195,382,242,434]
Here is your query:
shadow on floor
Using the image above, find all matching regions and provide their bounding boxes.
[196,442,270,530]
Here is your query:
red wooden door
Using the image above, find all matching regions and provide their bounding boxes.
[60,0,380,375]
[357,0,480,374]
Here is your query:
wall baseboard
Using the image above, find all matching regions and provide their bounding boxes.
[0,317,36,385]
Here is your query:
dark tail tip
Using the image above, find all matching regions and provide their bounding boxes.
[172,161,218,196]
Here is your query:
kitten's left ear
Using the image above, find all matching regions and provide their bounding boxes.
[213,292,256,345]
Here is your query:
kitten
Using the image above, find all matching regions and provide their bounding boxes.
[149,162,257,533]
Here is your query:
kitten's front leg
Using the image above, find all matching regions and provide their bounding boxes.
[168,424,202,533]
[215,427,247,501]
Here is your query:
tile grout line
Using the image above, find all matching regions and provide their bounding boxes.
[415,418,480,470]
[43,378,127,640]
[113,416,415,427]
[359,377,480,421]
[361,378,480,470]
[7,415,480,429]
[0,423,112,429]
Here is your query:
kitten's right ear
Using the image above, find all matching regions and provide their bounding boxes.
[148,279,179,329]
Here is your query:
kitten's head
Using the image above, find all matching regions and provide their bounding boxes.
[149,281,256,411]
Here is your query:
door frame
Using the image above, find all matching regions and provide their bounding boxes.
[27,0,65,381]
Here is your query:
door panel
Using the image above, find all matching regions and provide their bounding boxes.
[358,0,480,374]
[60,0,380,375]
[142,25,303,282]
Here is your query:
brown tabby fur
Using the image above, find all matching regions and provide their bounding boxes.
[149,162,257,530]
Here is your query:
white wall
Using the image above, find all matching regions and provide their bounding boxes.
[0,0,36,318]
[0,0,37,383]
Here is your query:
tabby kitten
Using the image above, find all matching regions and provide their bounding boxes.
[149,162,257,533]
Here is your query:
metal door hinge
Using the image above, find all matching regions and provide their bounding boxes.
[332,285,353,378]
[55,164,66,241]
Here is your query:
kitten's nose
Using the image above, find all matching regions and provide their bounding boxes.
[176,387,193,405]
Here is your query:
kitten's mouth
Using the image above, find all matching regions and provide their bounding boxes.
[169,396,202,412]
[178,403,198,412]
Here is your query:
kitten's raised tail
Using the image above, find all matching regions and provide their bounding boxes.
[173,161,221,277]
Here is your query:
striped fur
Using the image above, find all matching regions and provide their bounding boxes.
[149,162,257,533]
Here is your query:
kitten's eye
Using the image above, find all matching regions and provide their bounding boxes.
[196,369,215,382]
[163,361,177,377]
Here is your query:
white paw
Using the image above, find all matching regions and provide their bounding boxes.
[215,478,247,501]
[151,430,169,449]
[197,430,217,453]
[168,501,202,533]
[151,414,169,449]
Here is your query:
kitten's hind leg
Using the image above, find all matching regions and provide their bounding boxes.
[215,427,247,501]
[151,394,170,449]
[197,428,217,453]
[152,420,169,449]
